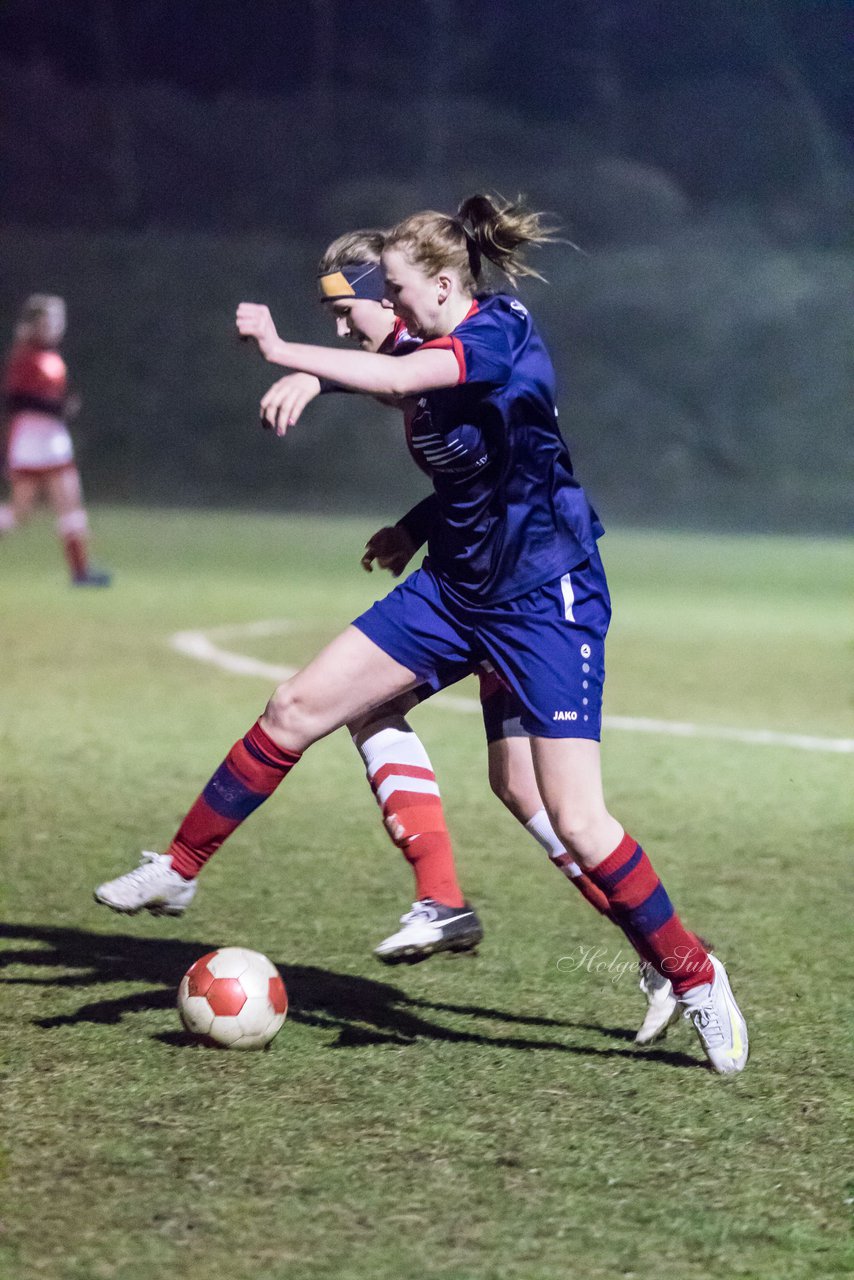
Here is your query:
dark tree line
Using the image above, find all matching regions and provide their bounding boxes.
[0,0,849,231]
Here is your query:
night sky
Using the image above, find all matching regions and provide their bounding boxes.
[0,0,850,136]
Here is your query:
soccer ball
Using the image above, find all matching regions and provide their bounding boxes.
[177,947,288,1049]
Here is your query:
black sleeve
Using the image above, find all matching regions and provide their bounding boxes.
[396,494,439,550]
[317,378,354,395]
[4,391,65,416]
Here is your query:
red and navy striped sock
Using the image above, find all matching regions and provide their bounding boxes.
[550,852,614,917]
[587,832,714,994]
[168,720,300,878]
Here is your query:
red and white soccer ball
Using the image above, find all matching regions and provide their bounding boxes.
[177,947,288,1049]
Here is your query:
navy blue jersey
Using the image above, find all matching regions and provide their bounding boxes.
[405,294,603,604]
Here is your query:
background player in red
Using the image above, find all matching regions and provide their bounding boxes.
[0,294,110,586]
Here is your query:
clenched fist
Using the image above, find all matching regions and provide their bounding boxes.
[236,303,281,360]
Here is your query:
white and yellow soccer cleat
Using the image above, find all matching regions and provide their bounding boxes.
[679,955,749,1074]
[94,851,197,917]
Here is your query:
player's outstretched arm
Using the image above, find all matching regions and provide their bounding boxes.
[260,373,322,436]
[236,303,459,397]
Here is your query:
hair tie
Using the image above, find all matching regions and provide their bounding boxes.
[455,218,482,278]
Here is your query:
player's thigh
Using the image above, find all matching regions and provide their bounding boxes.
[44,465,83,514]
[529,737,610,830]
[486,735,541,823]
[265,625,419,748]
[10,472,42,519]
[530,738,624,865]
[478,669,538,817]
[347,688,423,741]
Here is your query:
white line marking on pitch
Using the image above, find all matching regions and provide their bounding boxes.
[171,621,300,682]
[168,620,854,755]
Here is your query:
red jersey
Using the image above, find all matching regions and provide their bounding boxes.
[3,343,67,418]
[3,343,74,471]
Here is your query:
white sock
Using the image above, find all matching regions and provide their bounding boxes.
[525,807,583,878]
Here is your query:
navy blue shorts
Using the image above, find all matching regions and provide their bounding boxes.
[352,550,611,740]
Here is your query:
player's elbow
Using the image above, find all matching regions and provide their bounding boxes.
[383,349,459,397]
[383,366,421,398]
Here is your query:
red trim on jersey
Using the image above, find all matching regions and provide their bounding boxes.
[8,463,77,480]
[419,299,480,385]
[419,335,466,384]
[391,316,410,347]
[377,317,414,355]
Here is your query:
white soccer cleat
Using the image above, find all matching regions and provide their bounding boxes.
[374,899,483,964]
[679,954,749,1074]
[634,961,680,1045]
[94,851,197,917]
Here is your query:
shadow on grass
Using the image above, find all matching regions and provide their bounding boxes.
[0,922,702,1069]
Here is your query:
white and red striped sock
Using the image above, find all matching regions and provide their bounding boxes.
[355,719,465,908]
[525,807,612,916]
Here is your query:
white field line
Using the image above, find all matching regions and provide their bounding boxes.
[168,620,854,755]
[170,620,300,682]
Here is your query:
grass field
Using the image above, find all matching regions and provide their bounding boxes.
[1,508,852,1280]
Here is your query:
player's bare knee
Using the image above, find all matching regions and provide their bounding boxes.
[264,681,306,737]
[265,680,335,748]
[549,812,607,865]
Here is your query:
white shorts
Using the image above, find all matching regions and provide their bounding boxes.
[7,412,74,472]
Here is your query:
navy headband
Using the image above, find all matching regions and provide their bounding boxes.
[318,261,386,303]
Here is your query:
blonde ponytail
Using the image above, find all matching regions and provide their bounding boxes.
[386,194,557,291]
[456,194,558,286]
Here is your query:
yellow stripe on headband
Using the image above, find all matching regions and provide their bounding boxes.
[318,271,355,299]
